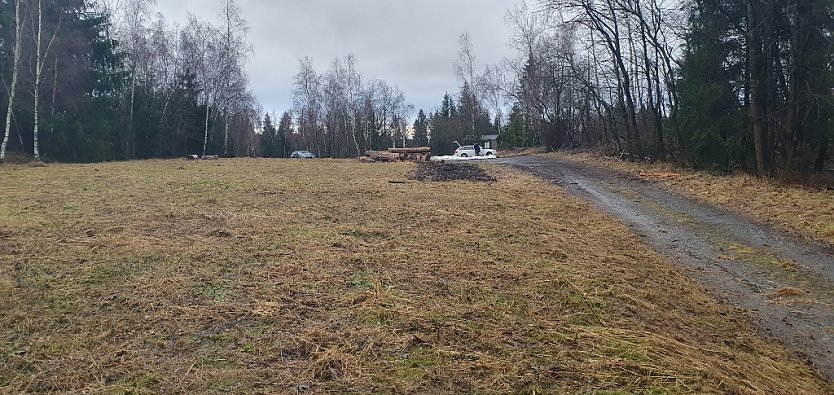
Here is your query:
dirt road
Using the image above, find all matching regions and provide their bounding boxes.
[497,155,834,381]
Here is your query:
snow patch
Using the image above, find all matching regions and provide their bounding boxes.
[430,155,499,162]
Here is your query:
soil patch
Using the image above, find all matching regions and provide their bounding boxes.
[411,161,496,182]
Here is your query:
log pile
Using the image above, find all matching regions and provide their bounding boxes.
[187,154,220,160]
[361,147,432,163]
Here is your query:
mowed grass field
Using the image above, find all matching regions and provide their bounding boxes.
[0,159,829,394]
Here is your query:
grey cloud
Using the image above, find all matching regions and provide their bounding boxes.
[156,0,516,115]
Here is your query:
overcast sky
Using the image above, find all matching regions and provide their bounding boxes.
[156,0,518,116]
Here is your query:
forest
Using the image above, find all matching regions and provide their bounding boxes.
[2,0,833,175]
[0,0,258,163]
[494,0,834,175]
[274,55,418,159]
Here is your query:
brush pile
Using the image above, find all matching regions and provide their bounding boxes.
[361,147,431,163]
[412,161,496,182]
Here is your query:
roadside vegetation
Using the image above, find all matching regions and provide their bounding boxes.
[0,159,829,393]
[553,151,834,247]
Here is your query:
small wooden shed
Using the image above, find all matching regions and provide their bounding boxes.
[481,134,500,150]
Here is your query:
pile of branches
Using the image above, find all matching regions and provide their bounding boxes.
[361,148,432,163]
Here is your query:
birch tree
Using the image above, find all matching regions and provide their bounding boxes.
[118,0,155,158]
[479,64,507,133]
[180,17,221,157]
[31,0,62,161]
[344,55,362,155]
[218,0,250,157]
[397,103,415,148]
[293,57,322,156]
[455,32,478,137]
[1,0,23,163]
[292,56,412,156]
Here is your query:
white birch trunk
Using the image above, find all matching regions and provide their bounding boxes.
[33,77,41,161]
[223,113,230,157]
[202,102,210,157]
[1,0,23,163]
[51,57,58,119]
[222,0,232,157]
[128,70,136,156]
[33,0,44,161]
[32,0,60,162]
[159,89,172,125]
[350,111,360,155]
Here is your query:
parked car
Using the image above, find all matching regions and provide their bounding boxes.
[454,145,497,158]
[291,150,316,159]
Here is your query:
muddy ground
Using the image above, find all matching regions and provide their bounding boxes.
[411,162,497,183]
[497,155,834,381]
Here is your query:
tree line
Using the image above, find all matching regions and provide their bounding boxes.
[4,0,831,174]
[424,33,502,156]
[0,0,258,163]
[276,44,499,158]
[263,56,416,159]
[499,0,833,174]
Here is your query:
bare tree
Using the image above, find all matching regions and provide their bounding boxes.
[117,0,155,157]
[31,0,62,161]
[399,103,415,148]
[292,55,412,156]
[508,0,681,157]
[294,57,323,156]
[344,55,362,155]
[218,0,251,157]
[455,32,478,137]
[479,64,507,133]
[180,17,222,156]
[1,0,24,163]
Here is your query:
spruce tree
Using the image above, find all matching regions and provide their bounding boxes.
[677,0,745,169]
[413,109,429,147]
[260,113,277,158]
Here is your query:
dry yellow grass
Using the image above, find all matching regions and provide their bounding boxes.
[552,151,834,246]
[0,159,829,394]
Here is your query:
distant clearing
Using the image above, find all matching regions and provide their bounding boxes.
[0,159,828,393]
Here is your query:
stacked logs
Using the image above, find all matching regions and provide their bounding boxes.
[361,147,431,163]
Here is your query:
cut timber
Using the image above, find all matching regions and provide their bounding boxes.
[362,148,433,163]
[387,147,431,154]
[365,151,401,162]
[359,156,376,163]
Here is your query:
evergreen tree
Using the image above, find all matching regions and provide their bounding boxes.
[440,93,455,119]
[277,111,293,157]
[43,9,128,162]
[168,71,204,156]
[413,109,428,147]
[429,88,491,155]
[457,82,491,140]
[504,104,532,148]
[677,0,745,169]
[260,112,277,158]
[429,109,460,155]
